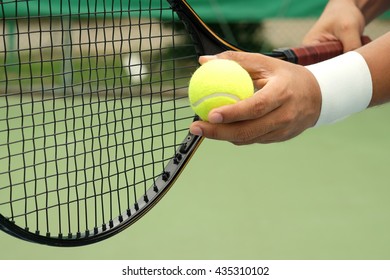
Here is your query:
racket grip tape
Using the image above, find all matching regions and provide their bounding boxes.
[275,36,371,66]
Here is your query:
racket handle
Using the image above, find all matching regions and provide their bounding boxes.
[275,36,371,66]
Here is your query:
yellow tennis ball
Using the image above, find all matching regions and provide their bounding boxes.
[188,59,254,121]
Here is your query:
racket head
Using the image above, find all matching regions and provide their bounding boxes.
[0,0,363,247]
[0,0,205,246]
[0,134,203,246]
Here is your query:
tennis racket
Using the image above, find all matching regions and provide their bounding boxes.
[0,0,366,247]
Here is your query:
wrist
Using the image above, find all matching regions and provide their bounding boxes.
[305,51,373,126]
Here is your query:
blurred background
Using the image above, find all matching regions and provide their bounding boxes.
[1,0,390,260]
[187,0,390,49]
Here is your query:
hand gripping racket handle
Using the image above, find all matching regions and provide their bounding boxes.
[273,36,371,65]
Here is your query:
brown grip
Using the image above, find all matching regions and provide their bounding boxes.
[290,36,371,66]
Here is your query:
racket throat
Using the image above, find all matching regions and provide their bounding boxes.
[167,0,240,55]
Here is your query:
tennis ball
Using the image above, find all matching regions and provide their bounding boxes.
[188,59,254,121]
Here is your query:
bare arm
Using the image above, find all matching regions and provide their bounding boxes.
[359,32,390,107]
[356,0,390,23]
[188,1,390,145]
[303,0,390,51]
[189,33,390,144]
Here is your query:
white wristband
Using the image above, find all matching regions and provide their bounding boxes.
[305,51,373,126]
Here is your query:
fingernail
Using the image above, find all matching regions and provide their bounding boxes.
[208,112,223,124]
[200,55,216,59]
[199,55,217,64]
[190,126,203,136]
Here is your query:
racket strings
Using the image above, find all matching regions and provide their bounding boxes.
[0,0,198,239]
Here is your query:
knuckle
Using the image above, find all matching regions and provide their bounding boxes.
[218,50,240,60]
[234,125,257,143]
[276,81,294,101]
[341,21,353,30]
[280,110,296,125]
[339,20,359,33]
[249,97,267,117]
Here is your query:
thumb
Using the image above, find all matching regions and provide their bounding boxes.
[199,55,218,65]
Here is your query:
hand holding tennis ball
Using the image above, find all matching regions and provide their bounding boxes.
[188,59,254,121]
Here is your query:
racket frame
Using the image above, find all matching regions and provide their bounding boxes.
[0,131,203,246]
[0,0,366,246]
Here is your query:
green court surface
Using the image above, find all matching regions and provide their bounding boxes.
[1,104,390,260]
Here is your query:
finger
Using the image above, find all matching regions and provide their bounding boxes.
[339,32,363,52]
[301,33,338,46]
[232,127,301,145]
[207,80,284,124]
[199,55,217,65]
[189,117,278,143]
[214,51,275,76]
[190,95,313,144]
[190,102,294,142]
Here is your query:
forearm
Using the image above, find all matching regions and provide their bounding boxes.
[357,32,390,107]
[334,0,390,23]
[304,32,390,126]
